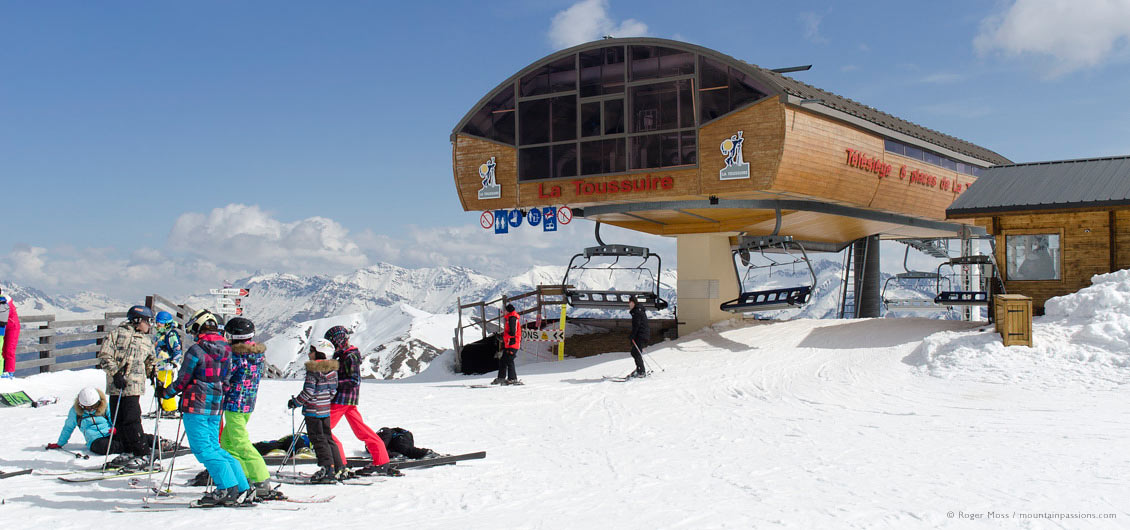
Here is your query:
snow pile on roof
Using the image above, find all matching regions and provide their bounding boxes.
[906,269,1130,389]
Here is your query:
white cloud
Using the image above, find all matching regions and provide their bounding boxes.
[918,72,965,84]
[168,204,368,275]
[799,11,828,44]
[974,0,1130,77]
[547,0,648,50]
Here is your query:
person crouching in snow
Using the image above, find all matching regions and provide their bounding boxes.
[219,317,279,500]
[48,387,172,457]
[156,309,252,506]
[323,325,400,477]
[288,338,343,483]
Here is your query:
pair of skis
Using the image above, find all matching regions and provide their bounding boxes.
[262,450,486,470]
[115,497,305,512]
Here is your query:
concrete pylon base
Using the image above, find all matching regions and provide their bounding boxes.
[676,233,740,336]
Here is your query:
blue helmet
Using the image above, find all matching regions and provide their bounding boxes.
[155,311,174,325]
[126,305,154,323]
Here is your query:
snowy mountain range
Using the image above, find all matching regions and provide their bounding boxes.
[0,282,127,321]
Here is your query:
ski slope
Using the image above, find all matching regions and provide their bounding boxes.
[2,284,1128,527]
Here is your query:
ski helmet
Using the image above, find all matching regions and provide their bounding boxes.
[185,309,220,335]
[225,317,254,341]
[309,338,335,359]
[323,326,351,349]
[155,311,174,325]
[127,305,155,323]
[78,387,101,408]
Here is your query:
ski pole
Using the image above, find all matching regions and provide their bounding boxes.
[49,446,89,460]
[101,391,125,471]
[145,388,162,495]
[157,418,185,494]
[633,339,664,373]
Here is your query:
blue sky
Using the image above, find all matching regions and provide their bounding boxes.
[2,0,1129,299]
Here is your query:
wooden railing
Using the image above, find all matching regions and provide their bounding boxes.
[11,295,198,375]
[454,285,570,358]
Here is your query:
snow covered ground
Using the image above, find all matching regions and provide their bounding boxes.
[2,274,1129,528]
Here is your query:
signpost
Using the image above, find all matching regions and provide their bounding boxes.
[211,287,249,318]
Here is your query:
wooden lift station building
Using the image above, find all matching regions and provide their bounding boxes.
[451,38,1010,334]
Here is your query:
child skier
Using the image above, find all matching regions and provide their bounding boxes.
[219,316,278,500]
[47,387,172,456]
[153,311,182,417]
[0,288,19,378]
[323,326,399,477]
[156,309,252,506]
[287,338,343,484]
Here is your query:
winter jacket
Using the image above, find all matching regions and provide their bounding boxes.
[166,332,232,415]
[501,310,521,350]
[331,346,361,406]
[293,359,339,418]
[97,323,157,396]
[155,327,183,369]
[1,296,18,373]
[56,389,113,450]
[629,305,650,345]
[224,341,266,413]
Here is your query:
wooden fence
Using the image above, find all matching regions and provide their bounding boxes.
[11,295,198,375]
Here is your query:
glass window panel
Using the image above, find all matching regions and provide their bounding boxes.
[884,139,904,155]
[923,151,941,166]
[700,88,729,123]
[519,98,550,145]
[601,47,625,94]
[631,82,681,133]
[630,134,662,170]
[1005,234,1061,281]
[661,132,680,167]
[461,107,490,138]
[581,140,603,175]
[605,137,626,173]
[941,157,956,171]
[519,146,551,181]
[729,68,766,111]
[581,102,601,138]
[903,145,923,160]
[681,131,696,165]
[604,99,624,135]
[550,96,576,142]
[656,82,679,130]
[677,79,694,128]
[699,57,728,90]
[520,56,575,97]
[579,50,602,98]
[491,110,515,145]
[972,166,983,177]
[630,45,660,81]
[552,143,578,178]
[658,47,695,77]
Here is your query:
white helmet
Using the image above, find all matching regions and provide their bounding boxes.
[78,387,100,408]
[310,338,335,358]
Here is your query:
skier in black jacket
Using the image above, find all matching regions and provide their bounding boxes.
[628,298,650,377]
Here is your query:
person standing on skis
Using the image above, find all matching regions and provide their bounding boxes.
[627,298,650,378]
[96,305,158,463]
[219,316,278,500]
[288,338,343,484]
[492,304,521,385]
[323,325,400,477]
[156,309,252,506]
[153,311,182,417]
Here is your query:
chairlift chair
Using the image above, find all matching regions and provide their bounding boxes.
[561,239,669,310]
[881,245,950,312]
[934,255,994,306]
[720,234,816,313]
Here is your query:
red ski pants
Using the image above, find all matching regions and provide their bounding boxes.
[329,404,389,466]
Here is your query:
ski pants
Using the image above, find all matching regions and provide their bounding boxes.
[90,433,159,456]
[108,395,148,456]
[219,411,269,483]
[183,413,249,491]
[329,404,389,466]
[497,348,517,381]
[630,340,646,372]
[157,369,178,412]
[306,415,343,470]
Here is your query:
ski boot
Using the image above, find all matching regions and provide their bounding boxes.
[489,377,504,385]
[197,486,239,507]
[254,480,286,500]
[503,379,523,386]
[334,467,357,481]
[356,463,403,477]
[310,467,337,485]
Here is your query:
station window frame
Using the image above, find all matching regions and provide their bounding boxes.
[1002,229,1064,282]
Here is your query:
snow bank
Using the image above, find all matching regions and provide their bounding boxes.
[907,269,1130,389]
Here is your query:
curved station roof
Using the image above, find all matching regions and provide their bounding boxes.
[451,38,1009,244]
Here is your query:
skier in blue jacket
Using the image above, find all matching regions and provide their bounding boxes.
[47,387,165,456]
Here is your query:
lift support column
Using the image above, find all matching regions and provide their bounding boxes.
[853,235,882,318]
[676,233,740,335]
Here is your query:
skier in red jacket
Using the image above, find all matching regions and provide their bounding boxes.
[492,304,522,386]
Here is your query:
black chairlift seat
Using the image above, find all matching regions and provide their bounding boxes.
[881,246,950,312]
[561,237,669,310]
[720,285,812,312]
[933,254,995,307]
[719,234,817,313]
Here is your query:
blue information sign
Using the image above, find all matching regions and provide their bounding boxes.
[542,206,557,232]
[494,210,509,234]
[508,209,523,228]
[527,208,542,226]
